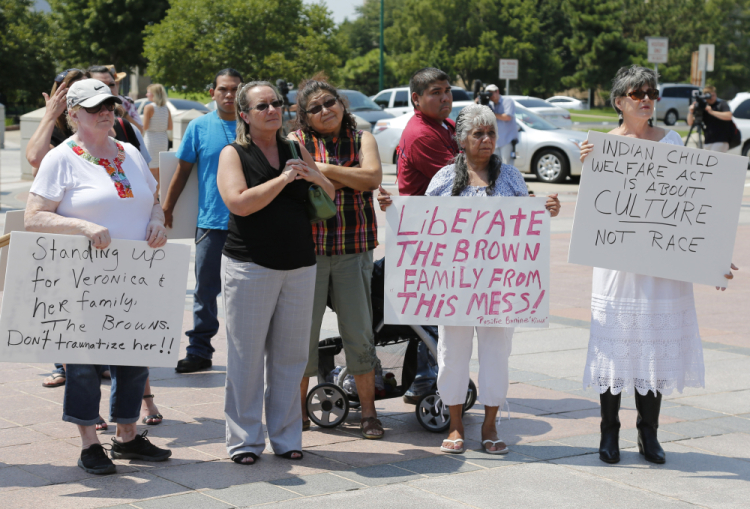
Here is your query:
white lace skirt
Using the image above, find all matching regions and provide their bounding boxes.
[582,269,705,396]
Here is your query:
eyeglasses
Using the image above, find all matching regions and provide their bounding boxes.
[305,98,338,115]
[54,68,84,84]
[249,100,283,112]
[82,101,117,114]
[626,88,659,101]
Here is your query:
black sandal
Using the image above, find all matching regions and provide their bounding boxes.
[276,450,303,460]
[231,452,258,465]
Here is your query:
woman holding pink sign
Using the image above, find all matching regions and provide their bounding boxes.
[426,104,560,455]
[579,65,737,465]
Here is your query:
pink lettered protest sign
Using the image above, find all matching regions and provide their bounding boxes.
[384,196,550,328]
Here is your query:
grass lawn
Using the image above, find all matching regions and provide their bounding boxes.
[167,90,212,104]
[4,118,15,127]
[570,107,619,122]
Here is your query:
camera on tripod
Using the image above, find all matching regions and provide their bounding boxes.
[276,79,291,107]
[473,80,492,106]
[691,89,712,122]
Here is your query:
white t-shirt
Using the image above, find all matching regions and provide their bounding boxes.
[31,137,158,241]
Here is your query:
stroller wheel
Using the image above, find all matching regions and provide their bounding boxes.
[415,393,451,433]
[464,380,478,411]
[306,383,349,429]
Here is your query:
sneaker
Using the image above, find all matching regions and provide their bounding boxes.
[110,430,172,461]
[402,394,421,405]
[78,444,116,475]
[175,354,212,373]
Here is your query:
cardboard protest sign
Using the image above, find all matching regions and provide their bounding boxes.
[384,196,550,328]
[159,151,199,240]
[568,131,746,287]
[0,232,190,367]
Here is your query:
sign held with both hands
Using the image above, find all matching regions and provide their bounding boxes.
[568,131,745,287]
[0,232,190,367]
[384,196,550,328]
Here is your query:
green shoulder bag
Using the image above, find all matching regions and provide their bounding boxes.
[287,140,336,223]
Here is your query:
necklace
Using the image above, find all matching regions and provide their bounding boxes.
[217,113,234,146]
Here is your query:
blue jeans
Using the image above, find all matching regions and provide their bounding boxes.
[63,365,148,425]
[405,341,438,397]
[186,228,228,360]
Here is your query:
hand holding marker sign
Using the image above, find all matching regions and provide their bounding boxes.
[569,131,744,287]
[0,232,190,367]
[384,196,550,328]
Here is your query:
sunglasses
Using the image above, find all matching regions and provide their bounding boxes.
[626,88,659,101]
[305,97,338,115]
[82,101,117,114]
[249,100,283,112]
[54,68,84,84]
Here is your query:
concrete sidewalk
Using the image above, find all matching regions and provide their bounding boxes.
[1,130,750,508]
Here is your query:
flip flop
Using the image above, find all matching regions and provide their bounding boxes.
[96,418,108,431]
[42,372,66,388]
[231,452,258,465]
[482,439,509,455]
[142,414,163,425]
[360,417,384,440]
[440,438,465,454]
[276,450,303,460]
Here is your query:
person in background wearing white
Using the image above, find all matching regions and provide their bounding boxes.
[477,84,516,165]
[579,65,737,465]
[24,79,172,475]
[143,83,173,186]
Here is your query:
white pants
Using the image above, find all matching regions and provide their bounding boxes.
[436,326,514,407]
[494,143,514,165]
[704,142,729,152]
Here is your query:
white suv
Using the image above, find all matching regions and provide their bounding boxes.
[657,83,700,125]
[371,86,472,117]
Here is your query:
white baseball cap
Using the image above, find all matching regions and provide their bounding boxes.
[67,79,123,109]
[485,84,500,93]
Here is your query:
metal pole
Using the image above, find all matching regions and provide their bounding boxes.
[379,0,384,91]
[653,63,658,125]
[505,78,510,95]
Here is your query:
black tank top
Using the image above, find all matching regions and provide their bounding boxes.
[222,140,315,270]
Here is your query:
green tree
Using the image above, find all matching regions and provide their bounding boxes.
[143,0,345,94]
[49,0,169,72]
[561,0,634,92]
[338,0,405,60]
[340,49,398,95]
[0,0,56,106]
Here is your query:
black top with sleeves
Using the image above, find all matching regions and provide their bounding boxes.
[222,139,315,270]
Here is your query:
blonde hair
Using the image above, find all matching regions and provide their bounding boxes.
[147,83,167,107]
[65,105,82,133]
[234,81,285,148]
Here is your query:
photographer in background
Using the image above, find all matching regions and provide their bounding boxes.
[687,85,734,152]
[477,84,516,164]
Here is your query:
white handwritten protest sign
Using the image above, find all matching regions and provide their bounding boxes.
[0,232,191,367]
[385,196,550,328]
[568,131,746,286]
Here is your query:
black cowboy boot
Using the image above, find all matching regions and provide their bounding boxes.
[635,390,666,464]
[599,389,621,464]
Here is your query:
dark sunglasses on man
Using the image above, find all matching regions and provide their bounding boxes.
[626,88,659,101]
[305,97,338,115]
[82,100,118,114]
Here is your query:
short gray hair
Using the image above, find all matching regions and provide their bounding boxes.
[409,67,450,96]
[455,104,496,145]
[610,65,658,115]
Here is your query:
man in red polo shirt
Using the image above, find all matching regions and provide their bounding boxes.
[378,67,458,203]
[377,68,458,404]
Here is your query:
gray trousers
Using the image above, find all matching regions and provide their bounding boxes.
[221,255,316,457]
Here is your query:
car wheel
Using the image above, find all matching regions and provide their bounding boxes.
[664,109,678,126]
[532,149,569,184]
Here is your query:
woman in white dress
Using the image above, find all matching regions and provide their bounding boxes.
[143,83,172,184]
[579,66,737,465]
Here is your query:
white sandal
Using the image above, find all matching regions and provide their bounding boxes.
[440,438,465,454]
[482,439,509,455]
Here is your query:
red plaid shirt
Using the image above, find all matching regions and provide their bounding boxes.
[295,128,378,256]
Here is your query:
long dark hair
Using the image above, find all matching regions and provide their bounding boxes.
[292,73,358,136]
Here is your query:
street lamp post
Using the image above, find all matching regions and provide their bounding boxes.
[379,0,384,91]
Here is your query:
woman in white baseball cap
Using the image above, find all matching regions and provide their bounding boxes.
[24,78,172,476]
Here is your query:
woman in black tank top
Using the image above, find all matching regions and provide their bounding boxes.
[216,81,334,466]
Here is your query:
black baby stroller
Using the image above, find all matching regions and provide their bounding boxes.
[305,257,477,432]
